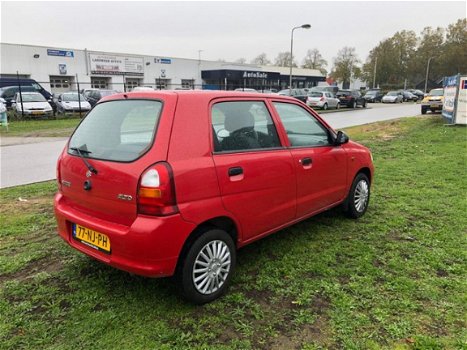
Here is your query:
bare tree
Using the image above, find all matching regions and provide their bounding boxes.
[274,52,297,67]
[330,47,360,88]
[251,53,271,65]
[302,48,328,75]
[235,58,247,64]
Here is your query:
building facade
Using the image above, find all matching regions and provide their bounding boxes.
[0,43,325,93]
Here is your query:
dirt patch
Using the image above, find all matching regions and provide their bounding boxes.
[0,255,64,284]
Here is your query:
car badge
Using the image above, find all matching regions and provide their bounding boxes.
[86,170,92,178]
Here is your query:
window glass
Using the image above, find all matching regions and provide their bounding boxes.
[273,102,331,147]
[212,101,281,152]
[69,100,162,162]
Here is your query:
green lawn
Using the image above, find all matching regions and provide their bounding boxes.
[0,113,81,137]
[0,116,466,349]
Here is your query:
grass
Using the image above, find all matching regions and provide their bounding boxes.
[0,112,81,137]
[0,116,466,349]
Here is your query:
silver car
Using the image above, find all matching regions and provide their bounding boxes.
[382,91,403,103]
[306,91,340,110]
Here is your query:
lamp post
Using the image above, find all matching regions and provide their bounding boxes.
[289,24,311,94]
[198,50,203,90]
[372,56,378,89]
[424,56,434,93]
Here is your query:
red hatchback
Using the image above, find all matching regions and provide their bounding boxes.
[55,91,374,303]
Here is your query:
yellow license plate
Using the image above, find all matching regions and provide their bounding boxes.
[32,111,44,115]
[430,104,439,108]
[72,224,111,254]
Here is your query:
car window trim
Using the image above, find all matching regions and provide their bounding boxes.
[67,98,165,164]
[208,97,288,154]
[268,99,337,149]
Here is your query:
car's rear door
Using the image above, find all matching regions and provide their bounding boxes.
[270,100,348,218]
[211,99,296,242]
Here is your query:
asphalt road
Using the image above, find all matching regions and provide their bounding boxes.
[0,102,421,188]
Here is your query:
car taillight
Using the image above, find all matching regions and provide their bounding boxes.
[346,95,352,100]
[137,162,178,216]
[320,97,325,102]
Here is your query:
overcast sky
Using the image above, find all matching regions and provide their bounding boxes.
[1,1,465,69]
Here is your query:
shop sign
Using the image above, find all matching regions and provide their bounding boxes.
[89,54,144,75]
[242,71,267,79]
[47,49,74,58]
[59,64,67,75]
[155,58,172,64]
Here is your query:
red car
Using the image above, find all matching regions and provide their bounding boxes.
[55,91,374,304]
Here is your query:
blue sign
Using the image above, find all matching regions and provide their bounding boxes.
[442,74,459,123]
[47,49,74,58]
[154,57,171,64]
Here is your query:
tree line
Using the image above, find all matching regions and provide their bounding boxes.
[227,18,466,90]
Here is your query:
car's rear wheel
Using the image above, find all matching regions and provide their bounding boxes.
[421,106,427,114]
[177,228,236,304]
[344,173,370,219]
[352,100,357,109]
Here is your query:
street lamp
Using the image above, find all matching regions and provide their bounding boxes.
[372,56,378,89]
[424,56,434,93]
[198,50,203,90]
[289,24,311,94]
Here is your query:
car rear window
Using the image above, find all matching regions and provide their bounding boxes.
[68,100,162,162]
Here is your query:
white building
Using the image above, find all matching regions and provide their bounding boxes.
[0,43,326,93]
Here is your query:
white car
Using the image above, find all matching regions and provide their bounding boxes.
[56,92,91,113]
[12,92,53,118]
[306,91,340,110]
[382,91,403,103]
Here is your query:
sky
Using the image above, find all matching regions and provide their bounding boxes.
[1,1,465,70]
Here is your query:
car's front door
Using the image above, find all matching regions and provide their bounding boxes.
[271,101,348,218]
[211,99,296,242]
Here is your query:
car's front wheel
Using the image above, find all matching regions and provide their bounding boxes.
[322,103,328,110]
[352,100,357,109]
[177,228,236,304]
[344,173,370,219]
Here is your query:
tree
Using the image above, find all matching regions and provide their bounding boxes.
[235,58,247,64]
[330,47,360,88]
[302,48,328,75]
[251,53,271,65]
[274,52,297,67]
[440,18,467,76]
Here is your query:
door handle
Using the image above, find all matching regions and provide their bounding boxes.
[300,157,312,166]
[228,167,243,176]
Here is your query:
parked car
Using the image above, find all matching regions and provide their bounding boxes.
[0,86,37,108]
[399,90,418,102]
[306,91,340,110]
[335,90,366,108]
[382,91,403,103]
[278,88,308,103]
[55,92,91,113]
[421,88,444,114]
[82,89,119,107]
[234,88,258,93]
[0,78,56,113]
[309,86,339,94]
[408,89,425,100]
[54,91,374,304]
[363,90,384,103]
[12,92,53,118]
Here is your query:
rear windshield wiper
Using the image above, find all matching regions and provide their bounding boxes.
[70,147,98,175]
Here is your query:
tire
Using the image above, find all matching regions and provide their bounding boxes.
[421,107,427,115]
[322,103,328,110]
[352,100,357,109]
[362,101,366,108]
[177,228,236,304]
[343,173,370,219]
[336,103,340,110]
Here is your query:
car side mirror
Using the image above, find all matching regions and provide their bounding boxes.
[334,131,349,145]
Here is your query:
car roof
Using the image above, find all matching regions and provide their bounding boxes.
[100,90,300,104]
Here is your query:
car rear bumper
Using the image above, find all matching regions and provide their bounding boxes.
[54,193,196,277]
